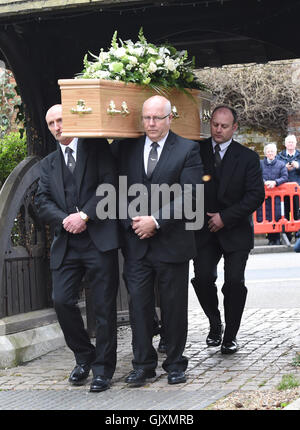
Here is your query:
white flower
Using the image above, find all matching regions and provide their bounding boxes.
[114,47,127,58]
[127,56,138,65]
[94,70,111,79]
[156,59,164,65]
[159,47,171,57]
[99,51,110,62]
[164,57,176,72]
[127,45,135,55]
[134,47,144,57]
[148,62,157,73]
[147,47,157,55]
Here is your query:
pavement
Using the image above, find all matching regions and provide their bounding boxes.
[0,246,299,413]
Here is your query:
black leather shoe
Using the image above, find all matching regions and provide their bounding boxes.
[167,371,187,385]
[68,364,91,386]
[206,324,224,347]
[90,375,111,392]
[221,339,238,354]
[157,337,167,354]
[125,369,156,387]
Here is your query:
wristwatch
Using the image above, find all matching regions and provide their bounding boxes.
[79,211,89,222]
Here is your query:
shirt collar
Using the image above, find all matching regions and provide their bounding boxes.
[59,138,78,158]
[212,138,232,151]
[145,132,169,149]
[287,150,296,157]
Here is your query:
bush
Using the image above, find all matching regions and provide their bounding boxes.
[0,131,27,187]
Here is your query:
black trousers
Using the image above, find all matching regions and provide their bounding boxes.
[123,247,189,373]
[51,237,119,379]
[192,236,249,342]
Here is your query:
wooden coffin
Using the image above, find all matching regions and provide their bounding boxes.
[58,79,211,140]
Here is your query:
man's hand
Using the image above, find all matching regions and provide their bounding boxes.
[63,213,87,234]
[207,212,224,232]
[132,216,157,239]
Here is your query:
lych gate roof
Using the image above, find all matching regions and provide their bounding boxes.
[0,0,137,17]
[0,0,300,156]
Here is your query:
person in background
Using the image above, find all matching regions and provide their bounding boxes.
[277,135,300,240]
[256,143,288,245]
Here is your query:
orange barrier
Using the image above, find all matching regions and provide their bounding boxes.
[253,182,300,234]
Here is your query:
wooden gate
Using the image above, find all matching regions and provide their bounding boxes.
[0,156,129,331]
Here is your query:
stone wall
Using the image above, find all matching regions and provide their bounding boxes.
[234,128,285,159]
[287,112,300,145]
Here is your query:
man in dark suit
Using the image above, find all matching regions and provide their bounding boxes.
[192,105,264,354]
[114,95,203,387]
[36,104,120,392]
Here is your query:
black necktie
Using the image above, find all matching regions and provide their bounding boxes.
[65,146,76,173]
[214,144,222,168]
[147,142,159,178]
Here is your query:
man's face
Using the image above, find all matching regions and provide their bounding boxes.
[46,105,64,143]
[142,98,172,142]
[210,108,238,144]
[285,138,296,152]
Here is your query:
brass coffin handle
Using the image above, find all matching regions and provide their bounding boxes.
[202,108,211,122]
[70,99,92,114]
[107,100,130,116]
[171,105,180,119]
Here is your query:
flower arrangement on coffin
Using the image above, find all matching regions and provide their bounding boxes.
[76,27,206,95]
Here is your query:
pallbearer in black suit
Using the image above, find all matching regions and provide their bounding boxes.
[36,105,120,392]
[192,106,265,354]
[114,95,203,387]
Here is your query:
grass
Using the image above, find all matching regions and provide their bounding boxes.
[277,374,300,391]
[291,352,300,368]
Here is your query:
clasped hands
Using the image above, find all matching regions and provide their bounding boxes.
[132,216,157,239]
[63,213,87,234]
[264,180,276,189]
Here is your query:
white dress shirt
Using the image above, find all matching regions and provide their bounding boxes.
[143,133,169,228]
[59,138,78,165]
[212,138,232,159]
[144,133,169,172]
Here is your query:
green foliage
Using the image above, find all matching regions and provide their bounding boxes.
[277,374,299,391]
[0,131,27,187]
[0,68,25,138]
[292,352,300,367]
[77,28,206,92]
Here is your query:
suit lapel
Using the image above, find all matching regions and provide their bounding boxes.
[217,140,240,199]
[74,138,88,197]
[51,149,67,211]
[151,131,175,183]
[134,135,146,182]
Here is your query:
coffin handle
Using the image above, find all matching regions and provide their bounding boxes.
[171,105,179,119]
[70,99,92,114]
[107,101,130,116]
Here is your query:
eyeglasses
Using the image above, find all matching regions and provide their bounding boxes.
[142,113,171,122]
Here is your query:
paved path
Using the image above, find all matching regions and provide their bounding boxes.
[0,253,299,411]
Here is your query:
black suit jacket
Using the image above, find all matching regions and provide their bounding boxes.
[113,130,203,263]
[196,138,265,252]
[36,138,120,269]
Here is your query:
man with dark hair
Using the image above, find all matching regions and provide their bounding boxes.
[36,104,120,392]
[192,105,265,354]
